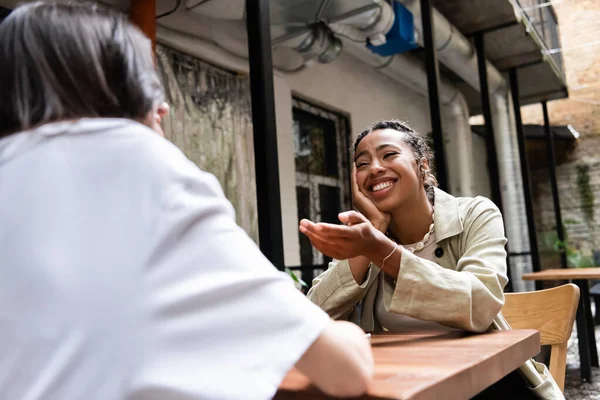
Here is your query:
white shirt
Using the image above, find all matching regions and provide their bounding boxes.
[0,119,330,400]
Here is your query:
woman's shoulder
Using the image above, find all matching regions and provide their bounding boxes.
[63,118,225,202]
[87,118,220,188]
[456,195,500,214]
[454,195,504,236]
[434,188,500,217]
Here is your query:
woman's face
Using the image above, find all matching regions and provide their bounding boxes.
[354,129,424,212]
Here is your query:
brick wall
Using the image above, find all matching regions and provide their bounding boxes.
[520,0,600,268]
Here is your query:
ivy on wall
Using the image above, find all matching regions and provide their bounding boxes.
[576,164,595,225]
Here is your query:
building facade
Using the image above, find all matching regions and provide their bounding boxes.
[520,0,600,270]
[0,0,569,290]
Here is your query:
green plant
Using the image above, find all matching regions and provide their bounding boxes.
[539,224,595,268]
[285,268,307,288]
[576,164,595,224]
[566,249,595,268]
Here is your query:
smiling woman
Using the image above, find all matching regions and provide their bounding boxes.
[300,120,560,398]
[301,119,509,334]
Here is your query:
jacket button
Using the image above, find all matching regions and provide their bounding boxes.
[435,248,444,258]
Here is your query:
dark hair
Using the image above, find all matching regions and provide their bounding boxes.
[0,1,164,138]
[354,119,438,204]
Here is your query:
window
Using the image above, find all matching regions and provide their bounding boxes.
[293,98,351,271]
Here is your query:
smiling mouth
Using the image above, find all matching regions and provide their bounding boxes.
[370,180,396,192]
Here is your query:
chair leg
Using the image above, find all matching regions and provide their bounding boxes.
[549,343,567,392]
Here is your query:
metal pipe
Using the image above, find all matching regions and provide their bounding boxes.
[419,0,448,192]
[444,93,475,196]
[398,0,505,94]
[542,101,567,269]
[509,68,542,288]
[493,90,543,292]
[246,0,285,270]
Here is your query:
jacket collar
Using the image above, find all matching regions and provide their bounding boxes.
[433,187,463,242]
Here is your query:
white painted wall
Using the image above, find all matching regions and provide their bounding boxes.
[282,53,432,135]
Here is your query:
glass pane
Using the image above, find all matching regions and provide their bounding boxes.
[293,108,339,178]
[319,184,341,265]
[319,184,341,224]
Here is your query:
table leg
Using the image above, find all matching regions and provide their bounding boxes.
[580,280,599,367]
[574,279,594,383]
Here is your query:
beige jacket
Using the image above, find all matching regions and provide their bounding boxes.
[307,188,509,333]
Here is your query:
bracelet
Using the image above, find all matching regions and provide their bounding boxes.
[380,245,398,272]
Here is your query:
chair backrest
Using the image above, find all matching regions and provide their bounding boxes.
[502,283,580,392]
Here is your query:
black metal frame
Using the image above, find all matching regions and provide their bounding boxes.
[466,20,519,37]
[474,32,513,292]
[509,69,542,290]
[245,0,285,270]
[573,279,600,382]
[542,101,567,270]
[474,33,503,212]
[419,0,448,192]
[499,59,543,72]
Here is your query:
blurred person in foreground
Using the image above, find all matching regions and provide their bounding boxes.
[0,2,373,399]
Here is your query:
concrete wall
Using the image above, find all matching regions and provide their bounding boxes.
[520,0,600,268]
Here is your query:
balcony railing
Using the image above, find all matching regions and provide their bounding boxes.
[514,0,564,78]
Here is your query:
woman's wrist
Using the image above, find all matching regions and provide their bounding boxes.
[366,234,396,267]
[366,234,401,278]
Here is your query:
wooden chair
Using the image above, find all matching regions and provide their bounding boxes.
[502,283,580,392]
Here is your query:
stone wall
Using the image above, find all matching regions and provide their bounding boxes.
[156,45,259,243]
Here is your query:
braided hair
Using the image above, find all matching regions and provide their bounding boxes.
[353,119,438,204]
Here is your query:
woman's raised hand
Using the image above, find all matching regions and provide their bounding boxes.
[351,166,391,233]
[299,211,387,261]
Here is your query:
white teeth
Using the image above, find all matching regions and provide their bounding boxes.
[372,181,393,192]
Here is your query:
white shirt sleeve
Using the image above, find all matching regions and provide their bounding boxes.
[132,155,330,400]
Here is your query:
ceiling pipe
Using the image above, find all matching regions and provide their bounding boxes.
[158,0,396,72]
[491,89,534,292]
[156,10,307,72]
[396,0,505,94]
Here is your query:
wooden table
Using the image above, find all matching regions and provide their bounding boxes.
[523,268,600,383]
[276,329,540,400]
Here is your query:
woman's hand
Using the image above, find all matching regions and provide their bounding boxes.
[299,211,389,261]
[351,166,391,233]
